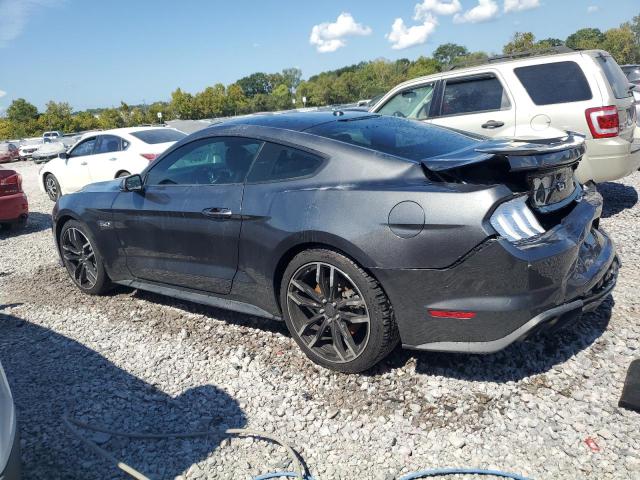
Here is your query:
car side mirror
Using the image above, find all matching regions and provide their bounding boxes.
[121,174,144,192]
[59,152,68,160]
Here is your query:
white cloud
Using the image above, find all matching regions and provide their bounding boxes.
[414,0,461,19]
[386,14,438,50]
[587,5,599,13]
[504,0,541,13]
[0,90,6,99]
[454,0,499,24]
[309,13,372,53]
[0,0,61,47]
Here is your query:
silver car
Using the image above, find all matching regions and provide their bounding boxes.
[0,361,19,479]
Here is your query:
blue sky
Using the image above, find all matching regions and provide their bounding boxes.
[0,0,638,112]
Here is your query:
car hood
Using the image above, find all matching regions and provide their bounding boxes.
[79,178,122,193]
[422,131,585,172]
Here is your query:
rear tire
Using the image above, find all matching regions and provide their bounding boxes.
[280,249,399,373]
[59,220,111,295]
[44,174,61,202]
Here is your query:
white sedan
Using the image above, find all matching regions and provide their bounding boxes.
[39,127,186,201]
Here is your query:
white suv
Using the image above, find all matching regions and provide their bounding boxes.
[370,49,640,183]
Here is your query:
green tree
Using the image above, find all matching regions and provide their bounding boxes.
[407,56,440,78]
[195,84,226,118]
[6,98,38,124]
[98,108,124,129]
[565,28,604,50]
[281,67,302,92]
[602,26,640,64]
[433,43,469,66]
[271,84,292,110]
[170,88,196,119]
[538,37,564,48]
[226,83,248,115]
[39,101,73,132]
[71,111,99,132]
[237,72,273,97]
[503,32,538,54]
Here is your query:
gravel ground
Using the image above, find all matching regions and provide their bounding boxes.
[1,160,639,480]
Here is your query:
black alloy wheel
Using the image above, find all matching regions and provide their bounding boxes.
[282,249,399,373]
[61,227,99,290]
[287,262,371,364]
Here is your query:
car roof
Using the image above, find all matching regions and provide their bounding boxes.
[78,126,181,141]
[206,110,375,133]
[386,49,607,92]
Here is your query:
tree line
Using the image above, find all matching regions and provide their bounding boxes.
[1,12,639,141]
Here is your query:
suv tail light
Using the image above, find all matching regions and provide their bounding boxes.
[585,106,619,139]
[140,153,158,161]
[0,172,22,197]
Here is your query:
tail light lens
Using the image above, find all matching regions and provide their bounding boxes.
[0,172,22,197]
[585,106,619,139]
[140,153,158,161]
[490,196,545,242]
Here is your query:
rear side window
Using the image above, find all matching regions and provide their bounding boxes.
[130,129,186,144]
[596,55,633,99]
[514,61,592,105]
[247,143,323,183]
[94,135,122,154]
[307,115,478,161]
[439,75,510,116]
[376,83,436,120]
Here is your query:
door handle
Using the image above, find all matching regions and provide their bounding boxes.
[108,157,117,161]
[80,161,88,165]
[202,207,233,219]
[481,120,505,129]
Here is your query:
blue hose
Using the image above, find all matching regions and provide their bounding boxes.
[398,468,532,480]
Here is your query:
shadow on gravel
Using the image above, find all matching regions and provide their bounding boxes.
[374,296,613,383]
[0,306,246,479]
[598,182,638,218]
[0,212,51,239]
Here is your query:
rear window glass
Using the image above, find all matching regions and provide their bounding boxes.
[306,115,478,161]
[597,56,633,98]
[440,75,510,116]
[247,143,323,183]
[130,129,186,144]
[514,61,592,105]
[0,145,9,152]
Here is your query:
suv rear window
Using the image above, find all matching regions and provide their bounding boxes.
[514,61,592,105]
[130,129,186,144]
[596,55,633,99]
[306,115,478,161]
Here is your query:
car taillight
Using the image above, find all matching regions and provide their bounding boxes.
[585,106,619,139]
[140,153,158,161]
[0,173,22,197]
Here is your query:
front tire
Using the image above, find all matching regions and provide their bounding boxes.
[280,249,399,373]
[44,174,61,201]
[59,220,111,295]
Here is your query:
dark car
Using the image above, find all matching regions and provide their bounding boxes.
[51,111,617,373]
[0,144,19,164]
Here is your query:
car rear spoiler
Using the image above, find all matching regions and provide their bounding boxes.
[422,132,586,173]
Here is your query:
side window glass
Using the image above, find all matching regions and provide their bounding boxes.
[94,135,122,154]
[440,75,509,116]
[146,137,263,186]
[247,143,323,183]
[69,138,97,158]
[377,84,435,120]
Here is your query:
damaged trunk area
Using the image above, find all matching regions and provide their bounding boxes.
[422,133,586,230]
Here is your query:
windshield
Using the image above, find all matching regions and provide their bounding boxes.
[130,129,186,144]
[306,115,478,161]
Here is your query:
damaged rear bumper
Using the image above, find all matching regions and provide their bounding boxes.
[374,183,618,353]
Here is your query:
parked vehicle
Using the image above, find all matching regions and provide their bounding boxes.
[52,111,617,372]
[43,131,62,141]
[18,140,42,160]
[0,167,28,230]
[39,127,186,201]
[621,65,640,126]
[32,141,67,164]
[0,144,19,164]
[0,360,20,479]
[371,49,640,184]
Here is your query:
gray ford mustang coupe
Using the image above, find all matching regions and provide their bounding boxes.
[51,111,618,372]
